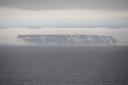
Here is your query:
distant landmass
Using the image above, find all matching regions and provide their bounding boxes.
[17,35,117,46]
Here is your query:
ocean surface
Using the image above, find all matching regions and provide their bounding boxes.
[0,46,128,85]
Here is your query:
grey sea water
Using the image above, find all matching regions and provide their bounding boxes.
[0,46,128,85]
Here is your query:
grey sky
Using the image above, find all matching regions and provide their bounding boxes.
[0,0,128,28]
[0,0,128,10]
[0,0,128,45]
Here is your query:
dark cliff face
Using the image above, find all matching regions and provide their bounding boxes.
[17,35,117,46]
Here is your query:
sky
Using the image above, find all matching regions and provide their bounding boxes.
[0,0,128,45]
[0,0,128,10]
[0,0,128,28]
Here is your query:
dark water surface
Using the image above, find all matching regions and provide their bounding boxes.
[0,46,128,85]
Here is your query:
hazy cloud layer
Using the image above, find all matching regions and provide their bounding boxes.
[0,8,128,28]
[0,0,128,28]
[0,0,128,10]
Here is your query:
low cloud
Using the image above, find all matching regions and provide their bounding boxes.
[0,8,128,28]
